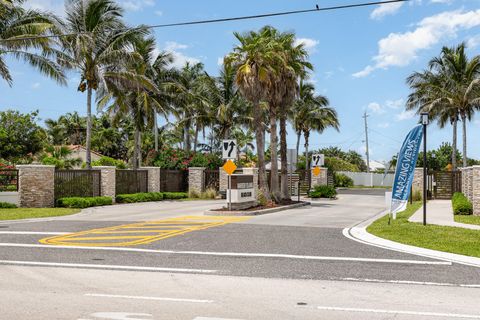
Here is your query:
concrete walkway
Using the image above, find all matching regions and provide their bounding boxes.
[409,200,480,230]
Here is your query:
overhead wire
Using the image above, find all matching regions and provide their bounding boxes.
[0,0,411,43]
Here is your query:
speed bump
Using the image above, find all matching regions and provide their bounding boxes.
[39,216,249,247]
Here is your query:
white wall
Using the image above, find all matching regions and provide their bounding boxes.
[337,171,394,187]
[0,192,19,206]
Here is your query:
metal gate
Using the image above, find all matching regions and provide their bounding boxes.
[204,169,219,191]
[54,170,101,200]
[160,169,188,192]
[431,171,462,200]
[115,170,148,195]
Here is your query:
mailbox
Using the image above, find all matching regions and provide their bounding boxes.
[227,174,256,210]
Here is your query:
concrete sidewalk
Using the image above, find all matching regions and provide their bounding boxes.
[409,200,480,230]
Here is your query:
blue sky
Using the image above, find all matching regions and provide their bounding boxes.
[1,0,480,162]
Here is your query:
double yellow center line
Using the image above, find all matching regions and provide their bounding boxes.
[40,216,249,247]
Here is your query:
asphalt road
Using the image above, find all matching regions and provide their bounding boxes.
[1,191,480,319]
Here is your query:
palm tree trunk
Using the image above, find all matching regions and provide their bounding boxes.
[85,87,92,169]
[462,114,467,168]
[296,130,301,163]
[193,124,199,153]
[133,128,140,170]
[154,114,159,152]
[254,103,270,202]
[280,115,289,201]
[452,118,458,170]
[185,120,191,153]
[304,130,310,189]
[269,107,280,203]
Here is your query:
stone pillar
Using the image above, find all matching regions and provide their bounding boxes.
[188,167,206,194]
[311,167,328,187]
[219,168,228,194]
[243,167,259,196]
[472,166,480,216]
[141,167,160,193]
[412,168,424,196]
[93,166,116,201]
[467,167,474,203]
[17,165,55,208]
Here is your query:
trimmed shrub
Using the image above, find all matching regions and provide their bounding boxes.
[57,196,112,209]
[90,156,127,169]
[162,192,188,200]
[452,192,473,215]
[0,202,17,208]
[116,192,164,203]
[309,185,337,199]
[334,173,354,188]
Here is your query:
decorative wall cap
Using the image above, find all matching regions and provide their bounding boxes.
[188,167,207,170]
[16,165,55,169]
[140,167,161,170]
[92,166,116,169]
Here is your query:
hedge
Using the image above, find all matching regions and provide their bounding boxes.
[57,196,113,209]
[452,192,473,215]
[334,173,354,188]
[0,202,17,209]
[116,192,188,203]
[116,192,164,203]
[309,185,337,199]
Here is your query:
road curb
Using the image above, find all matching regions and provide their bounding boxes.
[344,210,480,268]
[204,201,310,216]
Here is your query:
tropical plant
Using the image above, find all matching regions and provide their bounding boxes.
[0,0,65,86]
[40,145,82,169]
[407,43,480,169]
[226,27,278,201]
[58,0,147,168]
[292,81,339,182]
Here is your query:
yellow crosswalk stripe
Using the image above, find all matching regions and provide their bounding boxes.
[39,216,249,247]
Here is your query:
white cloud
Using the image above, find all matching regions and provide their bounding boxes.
[370,2,404,20]
[24,0,65,16]
[386,98,404,109]
[378,122,390,128]
[31,82,40,89]
[161,41,201,69]
[396,110,416,121]
[118,0,155,12]
[368,102,386,114]
[354,9,480,78]
[294,38,319,53]
[324,71,334,79]
[154,10,163,16]
[467,34,480,49]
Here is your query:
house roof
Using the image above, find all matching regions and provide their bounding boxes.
[65,145,103,157]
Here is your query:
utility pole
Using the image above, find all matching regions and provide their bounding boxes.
[363,112,370,173]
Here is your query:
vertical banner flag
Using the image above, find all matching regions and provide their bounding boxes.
[391,124,424,218]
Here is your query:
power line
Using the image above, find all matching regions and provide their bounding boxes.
[0,0,410,43]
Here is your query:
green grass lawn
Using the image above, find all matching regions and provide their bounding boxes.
[454,215,480,226]
[0,208,80,221]
[367,201,480,258]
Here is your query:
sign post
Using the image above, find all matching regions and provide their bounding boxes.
[287,149,297,196]
[222,140,238,211]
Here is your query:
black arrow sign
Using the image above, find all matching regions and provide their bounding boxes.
[313,155,320,166]
[228,141,235,157]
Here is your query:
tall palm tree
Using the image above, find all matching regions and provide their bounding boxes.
[226,27,278,201]
[98,35,162,169]
[0,0,65,86]
[293,81,339,186]
[407,43,480,168]
[58,0,146,168]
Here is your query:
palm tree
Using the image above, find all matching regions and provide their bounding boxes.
[0,0,65,86]
[98,36,162,169]
[407,43,480,169]
[226,27,278,201]
[58,0,146,168]
[166,62,208,153]
[293,81,339,186]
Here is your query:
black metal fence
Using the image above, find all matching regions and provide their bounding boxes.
[0,169,18,192]
[116,170,148,195]
[204,169,220,191]
[160,169,188,192]
[54,170,101,200]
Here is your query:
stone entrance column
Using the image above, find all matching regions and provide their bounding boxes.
[141,167,160,193]
[188,167,206,194]
[93,166,116,201]
[17,165,55,208]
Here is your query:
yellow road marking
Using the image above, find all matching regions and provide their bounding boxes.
[39,216,249,247]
